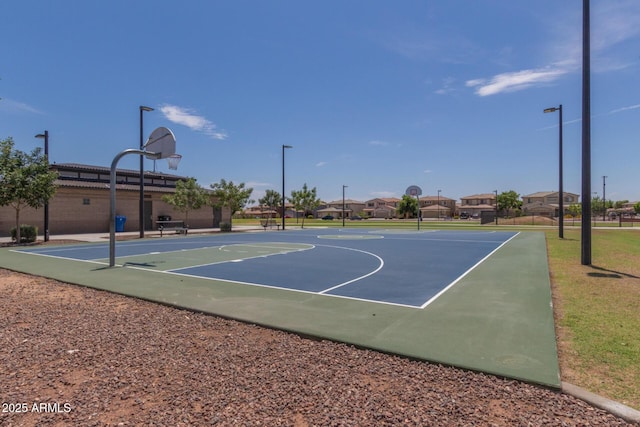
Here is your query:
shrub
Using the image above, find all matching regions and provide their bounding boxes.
[220,222,232,232]
[10,225,38,243]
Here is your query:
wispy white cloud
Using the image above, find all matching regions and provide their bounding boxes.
[369,140,389,146]
[539,103,638,130]
[160,104,227,140]
[316,161,327,167]
[435,77,457,95]
[466,67,569,97]
[608,104,640,115]
[467,2,640,97]
[423,169,432,174]
[0,98,42,114]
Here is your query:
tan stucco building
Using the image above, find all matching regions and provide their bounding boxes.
[521,191,579,218]
[0,163,229,238]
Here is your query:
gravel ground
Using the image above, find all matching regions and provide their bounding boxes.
[0,268,634,426]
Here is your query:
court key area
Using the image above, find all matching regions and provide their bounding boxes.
[2,228,560,387]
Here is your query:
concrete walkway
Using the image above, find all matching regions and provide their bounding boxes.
[0,226,265,244]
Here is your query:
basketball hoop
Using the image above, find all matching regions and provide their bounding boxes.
[167,154,182,170]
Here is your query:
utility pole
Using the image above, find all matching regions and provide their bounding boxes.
[602,176,607,221]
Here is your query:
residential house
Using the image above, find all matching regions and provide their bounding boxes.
[317,199,366,219]
[419,195,456,219]
[608,201,639,219]
[363,198,401,219]
[244,205,278,218]
[458,193,497,217]
[521,191,579,218]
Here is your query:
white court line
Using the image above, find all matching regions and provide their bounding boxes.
[380,237,511,244]
[419,231,521,309]
[8,249,109,266]
[219,243,312,252]
[130,267,419,309]
[314,244,384,294]
[171,244,315,272]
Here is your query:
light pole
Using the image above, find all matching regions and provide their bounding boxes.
[544,104,564,238]
[342,185,348,227]
[581,0,592,265]
[35,131,49,242]
[494,190,498,225]
[602,175,607,221]
[437,189,441,221]
[139,106,154,238]
[282,145,292,230]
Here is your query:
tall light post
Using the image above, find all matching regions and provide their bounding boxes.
[437,189,441,221]
[282,145,292,230]
[544,104,564,238]
[342,185,348,227]
[139,105,154,238]
[35,131,49,242]
[602,175,607,221]
[581,0,592,265]
[494,190,498,225]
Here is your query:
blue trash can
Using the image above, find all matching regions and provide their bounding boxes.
[115,215,126,232]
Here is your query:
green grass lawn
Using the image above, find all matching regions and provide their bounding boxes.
[545,229,640,410]
[234,218,640,408]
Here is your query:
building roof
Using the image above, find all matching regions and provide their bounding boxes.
[50,162,196,192]
[460,193,496,200]
[54,179,177,193]
[459,204,495,210]
[326,199,365,205]
[419,195,455,202]
[522,191,580,198]
[420,205,452,211]
[53,162,186,179]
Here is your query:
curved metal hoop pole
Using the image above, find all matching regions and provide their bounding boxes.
[110,149,161,267]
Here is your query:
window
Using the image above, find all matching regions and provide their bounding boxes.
[83,198,90,205]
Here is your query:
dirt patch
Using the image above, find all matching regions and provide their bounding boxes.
[0,269,634,426]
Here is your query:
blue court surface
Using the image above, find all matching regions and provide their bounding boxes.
[3,228,560,387]
[15,228,518,309]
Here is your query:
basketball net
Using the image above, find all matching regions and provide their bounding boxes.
[167,154,182,170]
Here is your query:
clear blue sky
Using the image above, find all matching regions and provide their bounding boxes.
[2,1,639,204]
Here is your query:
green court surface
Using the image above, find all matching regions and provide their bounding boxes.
[0,231,560,387]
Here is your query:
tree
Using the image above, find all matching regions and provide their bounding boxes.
[591,195,605,218]
[289,183,321,228]
[396,195,418,219]
[634,202,640,215]
[497,190,522,218]
[0,137,58,242]
[568,204,581,226]
[209,179,253,230]
[161,178,210,227]
[258,189,282,218]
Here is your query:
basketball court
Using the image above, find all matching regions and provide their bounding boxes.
[0,228,560,387]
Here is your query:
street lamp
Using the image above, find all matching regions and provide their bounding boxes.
[342,185,348,227]
[139,106,154,238]
[494,190,498,225]
[282,145,292,230]
[437,189,441,221]
[35,131,49,242]
[581,0,592,265]
[602,175,607,221]
[544,104,564,238]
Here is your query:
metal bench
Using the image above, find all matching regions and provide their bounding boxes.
[260,219,281,230]
[157,220,188,236]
